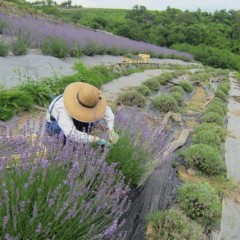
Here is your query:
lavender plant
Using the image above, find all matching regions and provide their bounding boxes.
[0,12,193,58]
[0,122,130,239]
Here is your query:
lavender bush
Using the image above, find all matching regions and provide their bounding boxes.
[0,12,193,58]
[0,122,130,239]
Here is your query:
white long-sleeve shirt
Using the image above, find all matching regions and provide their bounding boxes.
[46,96,114,143]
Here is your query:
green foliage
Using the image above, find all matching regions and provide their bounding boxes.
[156,73,174,85]
[148,209,205,240]
[41,37,68,58]
[69,42,82,57]
[183,144,226,175]
[105,131,148,187]
[152,94,178,112]
[177,182,222,228]
[218,82,230,95]
[0,41,9,56]
[0,89,33,121]
[215,89,227,101]
[173,43,240,71]
[11,35,28,55]
[18,80,52,107]
[201,112,223,126]
[205,103,226,117]
[142,78,160,91]
[193,130,222,149]
[118,90,146,108]
[195,123,226,141]
[135,85,151,96]
[170,92,184,105]
[170,86,185,95]
[0,20,8,34]
[179,80,193,92]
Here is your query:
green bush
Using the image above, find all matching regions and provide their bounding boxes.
[211,98,227,113]
[41,37,68,58]
[105,131,148,187]
[179,80,193,92]
[177,182,222,228]
[170,86,185,95]
[195,123,226,141]
[135,85,151,96]
[148,209,205,240]
[152,94,178,112]
[156,73,174,85]
[215,90,227,101]
[201,112,223,126]
[206,103,226,117]
[0,41,9,57]
[0,20,8,34]
[218,82,230,95]
[170,92,184,105]
[183,144,226,175]
[143,78,161,91]
[18,80,52,107]
[118,90,146,107]
[69,42,82,57]
[0,89,33,121]
[11,35,28,55]
[193,130,221,149]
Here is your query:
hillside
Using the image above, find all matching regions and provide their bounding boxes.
[58,6,240,71]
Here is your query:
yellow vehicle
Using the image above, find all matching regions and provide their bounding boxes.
[122,53,150,63]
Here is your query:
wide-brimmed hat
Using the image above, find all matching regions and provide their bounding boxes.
[63,82,107,122]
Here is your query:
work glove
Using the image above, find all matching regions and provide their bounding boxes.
[108,129,119,145]
[96,138,109,148]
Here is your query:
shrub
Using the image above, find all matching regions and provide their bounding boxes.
[135,85,151,96]
[152,94,178,112]
[170,86,185,95]
[193,130,222,149]
[11,35,28,55]
[156,73,173,84]
[183,144,226,175]
[0,20,8,34]
[147,209,205,240]
[0,41,9,56]
[105,131,148,187]
[210,98,227,113]
[0,89,33,121]
[218,82,230,95]
[201,112,223,126]
[170,92,184,105]
[206,103,226,117]
[0,129,129,239]
[143,78,161,91]
[195,123,226,141]
[215,90,227,101]
[177,182,222,228]
[69,41,82,57]
[41,37,68,58]
[118,90,146,107]
[179,80,193,92]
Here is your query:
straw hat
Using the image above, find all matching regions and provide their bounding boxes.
[63,82,107,122]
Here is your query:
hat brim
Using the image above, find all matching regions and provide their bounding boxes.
[63,82,107,122]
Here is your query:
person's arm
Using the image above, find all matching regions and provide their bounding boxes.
[52,100,96,143]
[103,106,114,130]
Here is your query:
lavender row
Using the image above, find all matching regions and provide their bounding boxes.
[0,12,193,59]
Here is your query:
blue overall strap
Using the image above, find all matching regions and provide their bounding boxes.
[48,94,63,117]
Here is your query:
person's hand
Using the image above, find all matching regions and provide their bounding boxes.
[108,129,119,145]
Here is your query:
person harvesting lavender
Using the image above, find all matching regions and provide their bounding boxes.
[46,82,119,146]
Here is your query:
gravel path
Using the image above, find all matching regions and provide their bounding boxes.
[213,74,240,240]
[0,49,197,88]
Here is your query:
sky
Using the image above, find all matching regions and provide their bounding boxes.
[53,0,240,12]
